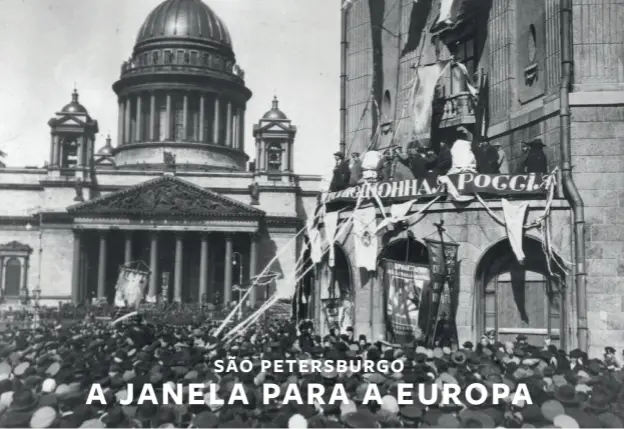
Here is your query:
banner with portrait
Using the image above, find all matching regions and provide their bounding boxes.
[382,259,431,344]
[114,267,149,308]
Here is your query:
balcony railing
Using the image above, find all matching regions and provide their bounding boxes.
[433,91,476,129]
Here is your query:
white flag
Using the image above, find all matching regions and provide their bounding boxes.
[411,62,451,142]
[353,207,378,271]
[502,199,529,264]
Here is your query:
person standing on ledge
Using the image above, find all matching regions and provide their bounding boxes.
[493,141,509,174]
[348,152,363,186]
[329,151,351,192]
[522,138,548,174]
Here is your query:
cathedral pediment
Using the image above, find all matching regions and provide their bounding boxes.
[67,176,264,218]
[51,115,87,127]
[257,121,293,133]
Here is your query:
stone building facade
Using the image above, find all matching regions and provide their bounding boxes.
[315,0,624,356]
[0,0,321,310]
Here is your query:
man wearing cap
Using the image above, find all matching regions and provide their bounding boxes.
[348,152,362,186]
[329,151,351,192]
[522,138,548,173]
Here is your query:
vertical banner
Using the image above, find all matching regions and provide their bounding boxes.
[114,267,149,308]
[382,259,431,344]
[424,239,460,346]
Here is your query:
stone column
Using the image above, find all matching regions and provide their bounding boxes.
[71,231,81,304]
[225,101,233,147]
[97,232,107,300]
[199,94,205,142]
[289,139,294,172]
[182,93,189,141]
[232,109,238,150]
[149,93,156,141]
[117,99,124,145]
[49,135,54,166]
[124,98,131,144]
[148,232,158,300]
[174,233,184,302]
[224,233,233,304]
[249,233,258,307]
[284,144,290,172]
[213,95,221,143]
[136,93,143,142]
[76,136,85,169]
[124,232,133,265]
[199,233,209,302]
[19,257,26,295]
[238,108,245,151]
[166,93,172,140]
[53,136,60,167]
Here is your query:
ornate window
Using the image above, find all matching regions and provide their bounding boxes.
[177,50,184,64]
[164,50,173,64]
[191,51,199,65]
[0,241,33,299]
[152,51,159,65]
[267,144,283,172]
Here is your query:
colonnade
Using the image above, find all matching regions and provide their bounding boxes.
[71,230,259,306]
[116,91,245,149]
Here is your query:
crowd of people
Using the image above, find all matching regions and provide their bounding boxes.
[330,125,549,192]
[1,314,623,428]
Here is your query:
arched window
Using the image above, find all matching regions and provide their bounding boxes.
[4,258,21,297]
[267,144,283,172]
[476,237,566,347]
[0,241,32,299]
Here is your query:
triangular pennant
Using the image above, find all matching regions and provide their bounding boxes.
[353,207,378,271]
[502,198,529,263]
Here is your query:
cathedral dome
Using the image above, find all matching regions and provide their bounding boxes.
[135,0,232,48]
[61,89,88,114]
[262,97,288,120]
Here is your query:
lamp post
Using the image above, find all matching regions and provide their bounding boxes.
[32,286,41,329]
[232,252,244,318]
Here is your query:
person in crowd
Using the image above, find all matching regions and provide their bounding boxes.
[393,142,428,179]
[348,152,362,186]
[390,146,416,181]
[1,306,624,428]
[604,347,620,370]
[329,151,351,192]
[493,141,509,173]
[475,140,500,173]
[378,149,394,182]
[448,126,478,174]
[522,138,549,174]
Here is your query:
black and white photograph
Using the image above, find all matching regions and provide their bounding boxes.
[1,0,624,427]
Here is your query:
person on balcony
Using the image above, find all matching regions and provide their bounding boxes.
[522,139,548,174]
[393,142,428,179]
[348,152,363,186]
[475,140,499,174]
[391,147,415,180]
[378,149,394,182]
[493,141,509,174]
[329,152,351,192]
[448,126,478,174]
[436,141,453,176]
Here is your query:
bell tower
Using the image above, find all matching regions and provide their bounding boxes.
[252,97,296,183]
[47,89,99,179]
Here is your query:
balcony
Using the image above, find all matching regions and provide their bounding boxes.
[433,91,476,129]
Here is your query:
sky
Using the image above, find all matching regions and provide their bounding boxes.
[0,0,339,179]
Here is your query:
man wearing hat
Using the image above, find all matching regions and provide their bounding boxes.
[492,141,508,173]
[522,138,548,173]
[394,142,428,179]
[348,152,362,186]
[604,346,620,370]
[329,151,351,192]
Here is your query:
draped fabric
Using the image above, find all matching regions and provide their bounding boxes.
[382,259,430,344]
[411,61,451,144]
[324,211,339,267]
[423,239,460,346]
[306,220,323,264]
[353,207,378,271]
[502,198,529,264]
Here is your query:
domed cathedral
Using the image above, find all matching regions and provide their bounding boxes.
[311,0,624,357]
[0,0,321,310]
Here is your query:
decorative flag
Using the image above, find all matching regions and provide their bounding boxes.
[436,0,456,27]
[423,239,460,347]
[324,211,339,267]
[382,259,430,344]
[376,199,418,232]
[502,198,529,264]
[307,220,323,264]
[436,175,474,202]
[353,206,378,271]
[411,61,451,143]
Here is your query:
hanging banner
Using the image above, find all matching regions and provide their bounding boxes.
[423,239,460,346]
[382,259,431,344]
[323,173,547,205]
[114,267,149,308]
